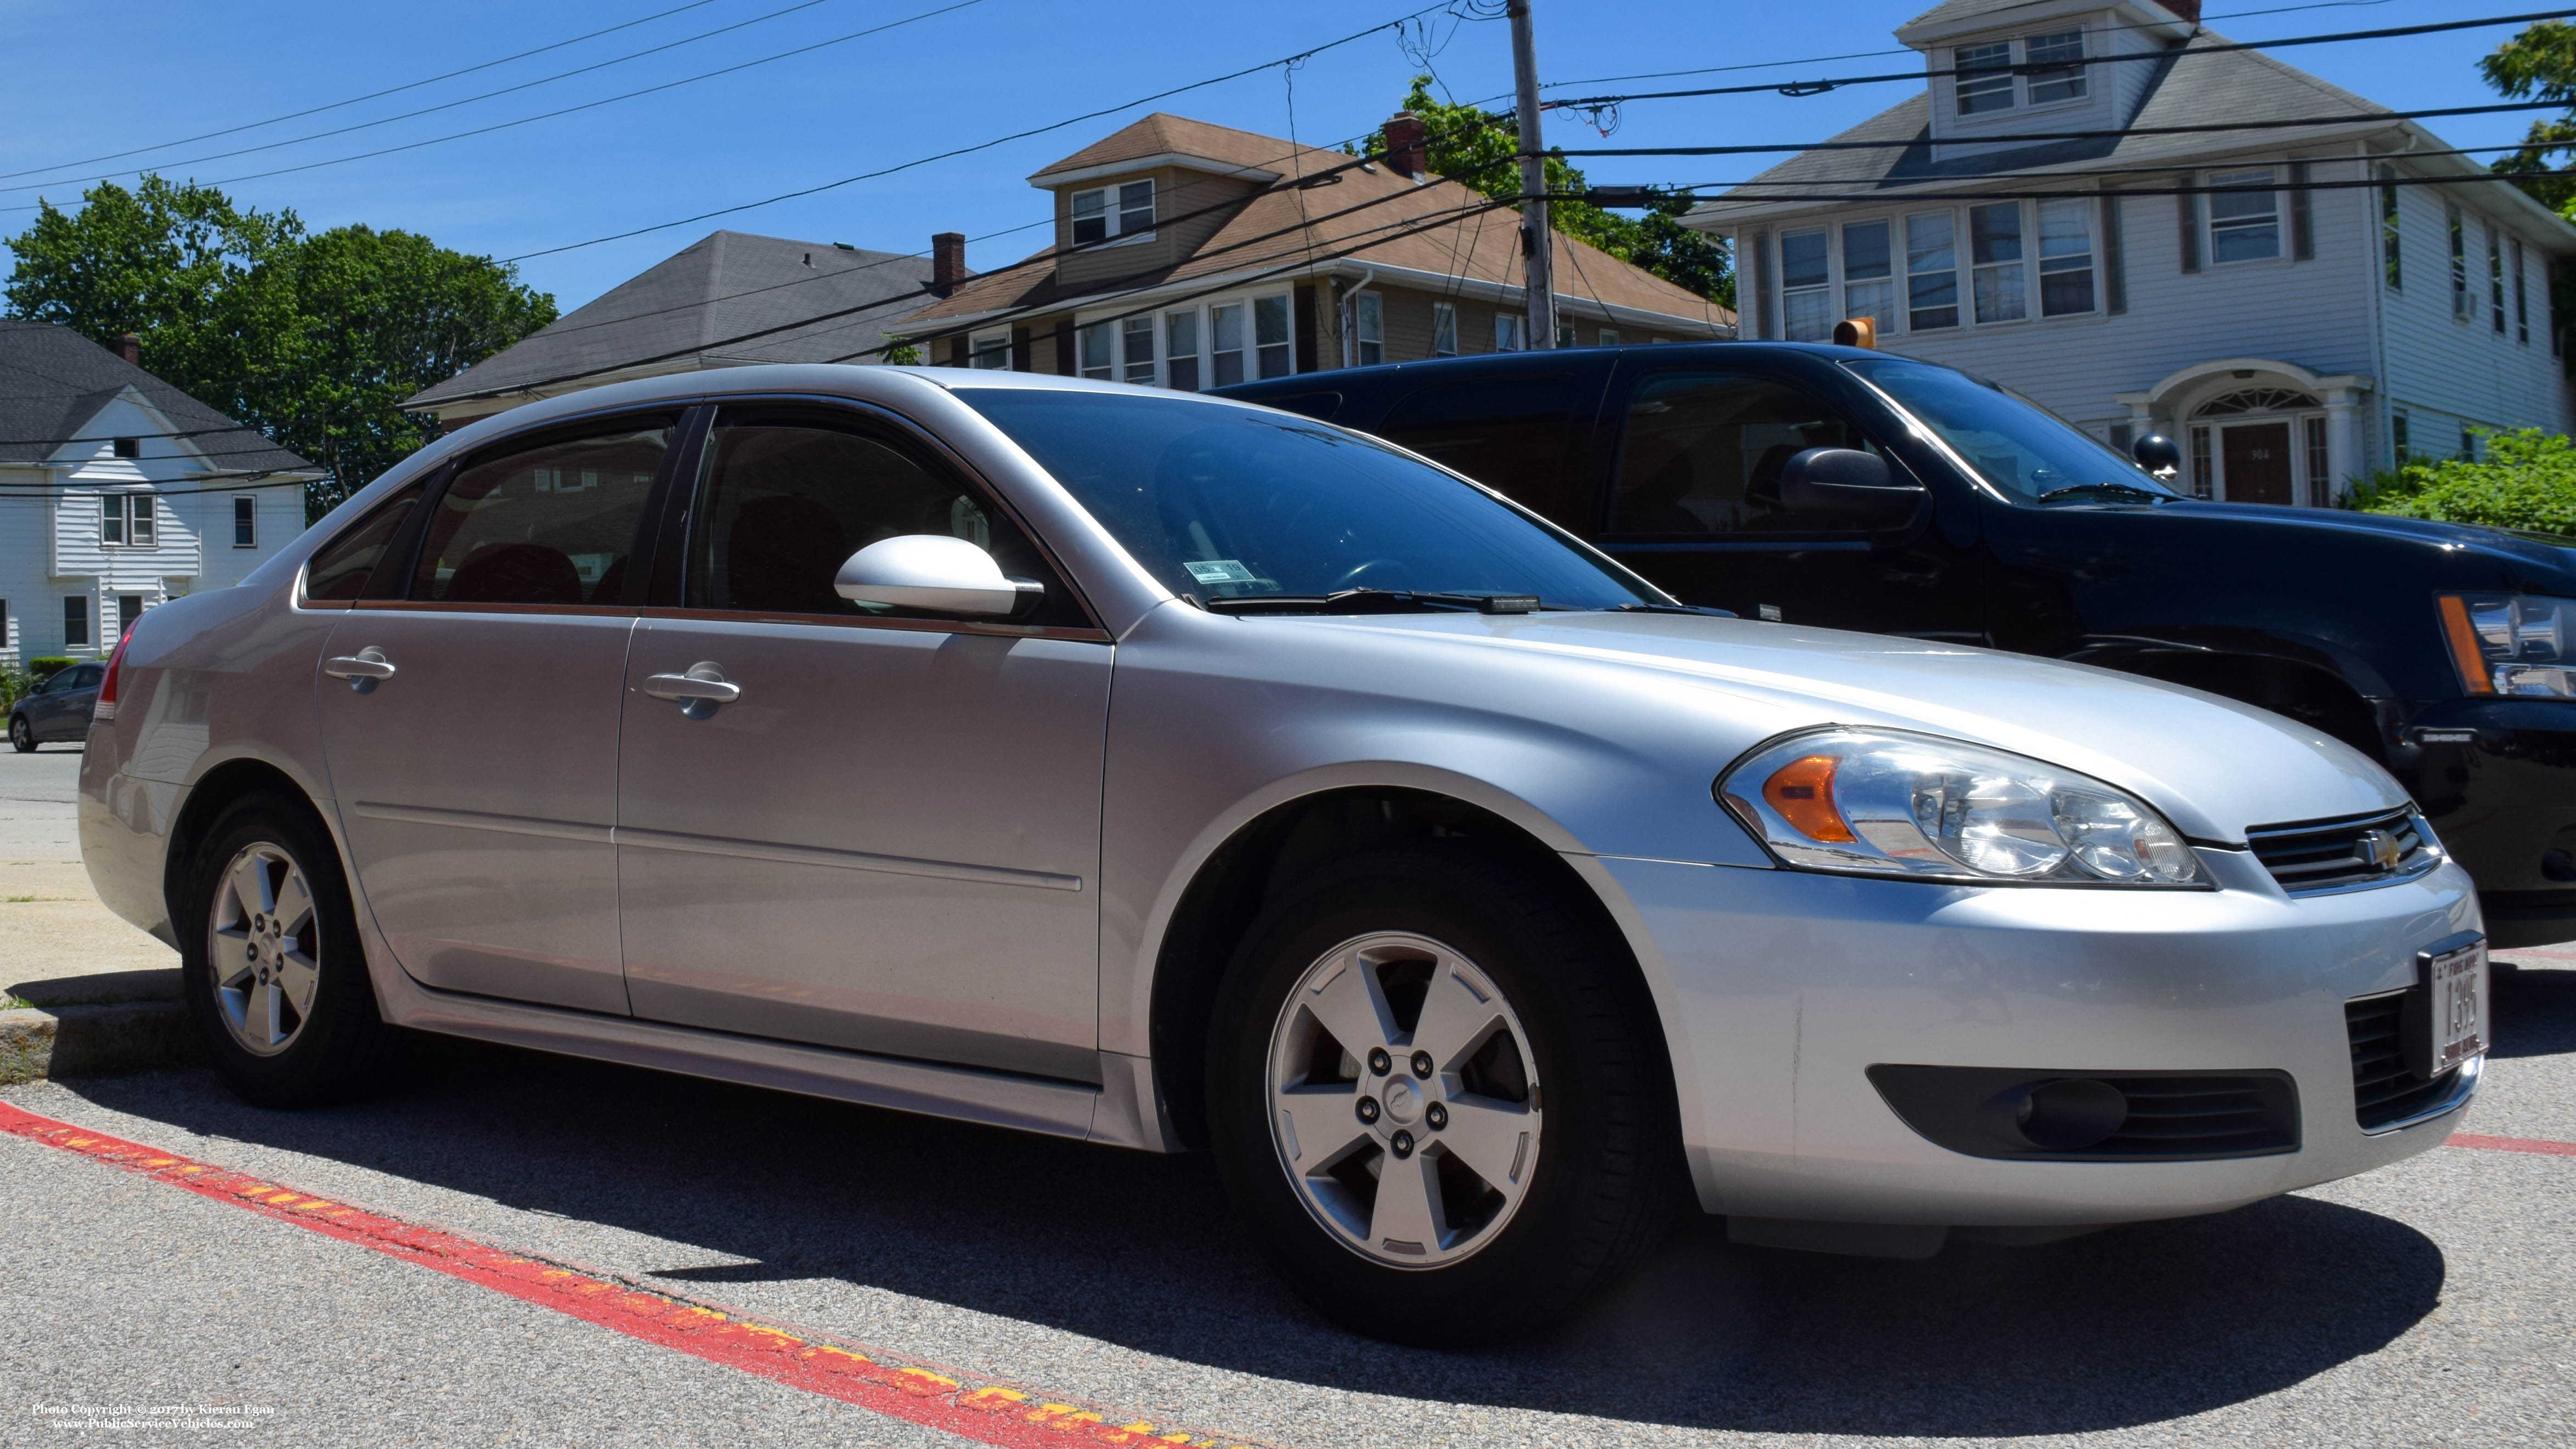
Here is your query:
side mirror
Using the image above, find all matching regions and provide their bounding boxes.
[833,535,1042,618]
[2132,433,2182,477]
[1778,448,1925,528]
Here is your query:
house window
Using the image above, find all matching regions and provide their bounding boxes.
[1556,321,1577,350]
[1598,328,1620,346]
[2304,415,2329,507]
[2037,197,2094,316]
[1070,179,1155,246]
[2379,167,2402,290]
[2449,204,2469,317]
[118,595,143,637]
[2188,425,2214,499]
[1353,292,1384,365]
[1077,320,1115,380]
[1253,294,1293,377]
[100,493,155,547]
[1954,42,2014,114]
[968,328,1012,369]
[1495,313,1525,352]
[1841,220,1894,329]
[63,596,89,648]
[2024,30,2087,104]
[1211,302,1247,385]
[233,495,256,548]
[2109,422,2134,455]
[1781,228,1833,341]
[1431,303,1458,356]
[2515,239,2530,344]
[1970,203,2026,324]
[1165,310,1201,390]
[2207,168,2280,263]
[2461,426,2477,461]
[1906,212,1959,330]
[2490,223,2507,335]
[1122,315,1157,383]
[2393,410,2410,460]
[112,437,139,459]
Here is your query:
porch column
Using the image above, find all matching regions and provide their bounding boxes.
[2317,374,2373,502]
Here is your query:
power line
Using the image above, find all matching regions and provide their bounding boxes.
[0,0,993,214]
[0,0,733,184]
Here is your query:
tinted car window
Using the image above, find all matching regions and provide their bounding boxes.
[415,424,669,604]
[65,666,101,690]
[1845,356,2175,503]
[1609,373,1882,535]
[1374,376,1575,511]
[683,422,1086,627]
[957,388,1652,609]
[304,481,426,602]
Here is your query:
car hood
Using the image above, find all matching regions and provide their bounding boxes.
[1304,610,2408,843]
[2144,500,2576,593]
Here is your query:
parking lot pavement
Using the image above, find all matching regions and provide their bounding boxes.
[2,961,2569,1449]
[0,747,176,999]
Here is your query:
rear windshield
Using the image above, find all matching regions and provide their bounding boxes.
[954,388,1656,610]
[1844,356,2176,503]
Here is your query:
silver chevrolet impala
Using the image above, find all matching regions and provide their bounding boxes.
[80,366,2489,1344]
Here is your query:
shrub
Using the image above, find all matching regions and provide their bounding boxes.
[2347,429,2576,537]
[26,657,74,680]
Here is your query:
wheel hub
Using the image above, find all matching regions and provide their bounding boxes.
[1380,1077,1422,1125]
[206,842,321,1057]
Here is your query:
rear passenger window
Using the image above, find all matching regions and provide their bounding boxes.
[1374,376,1575,511]
[303,480,425,602]
[1608,373,1882,535]
[415,423,669,604]
[682,420,1086,627]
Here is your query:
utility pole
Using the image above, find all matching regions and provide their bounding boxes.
[1507,0,1556,350]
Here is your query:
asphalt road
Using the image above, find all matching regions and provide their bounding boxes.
[2,743,2570,1447]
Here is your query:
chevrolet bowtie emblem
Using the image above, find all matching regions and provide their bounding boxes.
[2359,829,2403,871]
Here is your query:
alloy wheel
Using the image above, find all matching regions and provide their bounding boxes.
[206,842,322,1056]
[1264,932,1542,1269]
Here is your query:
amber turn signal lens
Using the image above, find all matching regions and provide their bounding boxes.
[1762,754,1856,843]
[2436,595,2494,696]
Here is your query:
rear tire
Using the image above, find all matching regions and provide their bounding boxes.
[179,793,392,1107]
[1206,844,1681,1345]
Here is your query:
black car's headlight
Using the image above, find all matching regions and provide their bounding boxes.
[1716,728,2206,886]
[2439,592,2576,698]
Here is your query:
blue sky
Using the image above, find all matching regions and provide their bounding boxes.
[0,0,2548,314]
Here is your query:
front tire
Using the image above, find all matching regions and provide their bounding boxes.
[1206,845,1681,1345]
[179,793,391,1107]
[9,716,34,752]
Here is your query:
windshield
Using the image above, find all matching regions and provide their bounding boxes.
[956,388,1658,610]
[1843,356,2177,504]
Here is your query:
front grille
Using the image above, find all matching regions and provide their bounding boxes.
[2246,806,2436,895]
[2345,989,2461,1129]
[2098,1076,2298,1157]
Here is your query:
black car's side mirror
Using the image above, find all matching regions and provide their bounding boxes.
[2132,433,2182,476]
[1778,448,1926,528]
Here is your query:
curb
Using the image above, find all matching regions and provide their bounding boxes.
[0,969,197,1084]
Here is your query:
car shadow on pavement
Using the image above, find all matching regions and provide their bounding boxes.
[51,1039,2444,1437]
[2494,965,2576,1058]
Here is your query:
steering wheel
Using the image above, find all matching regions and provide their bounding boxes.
[1326,558,1408,593]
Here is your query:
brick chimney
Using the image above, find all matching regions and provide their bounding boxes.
[1383,111,1427,180]
[116,332,140,365]
[931,232,966,296]
[2159,0,2201,21]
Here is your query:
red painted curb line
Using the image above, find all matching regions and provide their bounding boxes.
[0,1102,1269,1449]
[2449,1131,2576,1158]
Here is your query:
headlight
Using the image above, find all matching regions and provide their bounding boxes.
[1716,728,2206,886]
[2438,593,2576,697]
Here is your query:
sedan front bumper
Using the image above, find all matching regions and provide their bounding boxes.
[2393,698,2576,946]
[1596,846,2483,1228]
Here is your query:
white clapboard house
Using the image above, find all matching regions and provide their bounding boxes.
[1688,0,2576,503]
[0,321,320,664]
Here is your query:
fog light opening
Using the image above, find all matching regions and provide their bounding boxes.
[2008,1078,2128,1151]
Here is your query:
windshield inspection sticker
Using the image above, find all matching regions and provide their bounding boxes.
[1183,559,1258,585]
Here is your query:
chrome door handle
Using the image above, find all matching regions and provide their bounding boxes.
[323,647,394,693]
[643,663,739,718]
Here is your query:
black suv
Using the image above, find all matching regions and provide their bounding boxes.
[1220,342,2576,946]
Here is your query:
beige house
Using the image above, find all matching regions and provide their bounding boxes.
[895,112,1733,382]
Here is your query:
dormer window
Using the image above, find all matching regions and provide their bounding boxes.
[1071,179,1156,245]
[1951,29,2088,116]
[112,437,140,459]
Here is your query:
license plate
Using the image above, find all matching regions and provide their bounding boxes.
[2427,941,2490,1074]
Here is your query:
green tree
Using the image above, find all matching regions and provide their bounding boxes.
[1357,78,1734,308]
[4,177,555,518]
[2484,20,2576,214]
[2348,428,2576,537]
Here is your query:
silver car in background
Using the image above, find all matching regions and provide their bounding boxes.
[80,366,2488,1344]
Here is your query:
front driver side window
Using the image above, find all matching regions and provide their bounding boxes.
[1608,373,1883,535]
[414,423,670,604]
[683,420,1084,627]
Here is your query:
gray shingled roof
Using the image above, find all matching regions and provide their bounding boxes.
[0,320,312,472]
[406,230,940,410]
[1692,32,2398,220]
